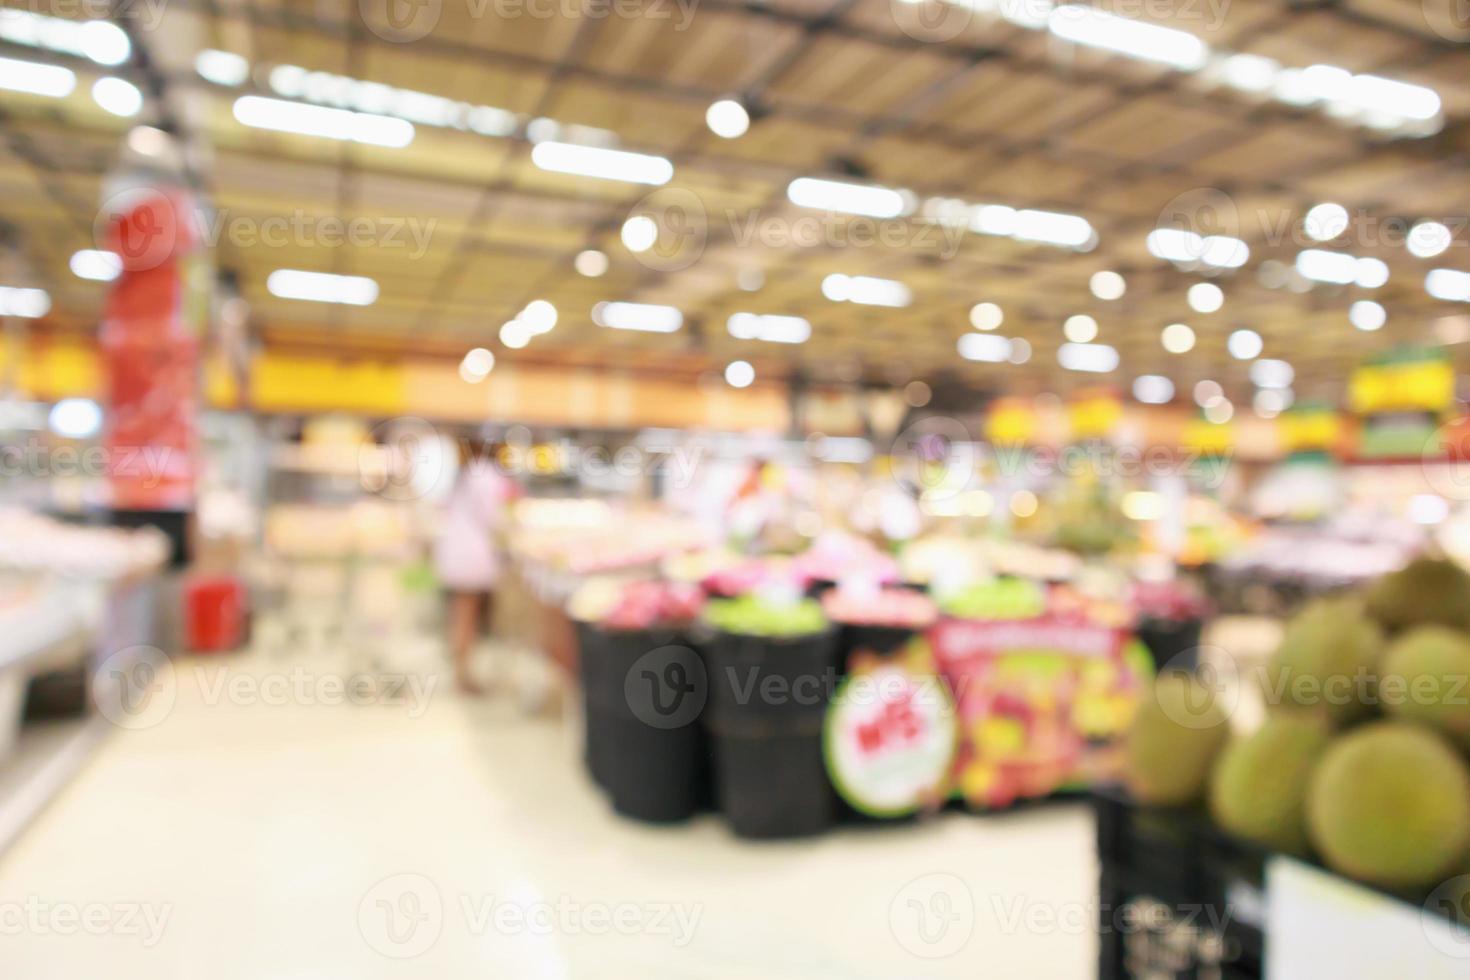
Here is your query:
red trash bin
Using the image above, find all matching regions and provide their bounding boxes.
[184,575,246,653]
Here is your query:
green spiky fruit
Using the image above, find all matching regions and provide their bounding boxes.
[1365,558,1470,634]
[1265,597,1384,726]
[1307,723,1470,890]
[1209,715,1331,854]
[1125,673,1231,807]
[1380,626,1470,749]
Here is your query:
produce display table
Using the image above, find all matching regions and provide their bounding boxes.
[1094,790,1470,979]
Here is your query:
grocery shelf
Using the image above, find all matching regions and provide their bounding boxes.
[0,717,107,857]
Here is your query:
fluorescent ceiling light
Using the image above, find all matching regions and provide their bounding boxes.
[520,299,557,335]
[196,49,249,87]
[621,215,658,252]
[1048,5,1209,71]
[459,348,494,383]
[1355,257,1389,289]
[1194,380,1223,407]
[787,177,912,219]
[592,301,683,333]
[92,77,142,117]
[1227,328,1263,360]
[1348,74,1441,122]
[921,196,1096,251]
[0,55,76,98]
[1187,282,1224,313]
[1220,53,1278,93]
[1146,228,1249,268]
[526,117,617,147]
[1012,209,1096,249]
[1133,375,1174,404]
[1058,342,1119,373]
[1090,271,1125,300]
[1254,389,1290,418]
[48,398,103,439]
[0,11,130,66]
[727,313,811,344]
[70,249,121,282]
[1063,314,1098,343]
[1427,269,1470,303]
[233,95,414,147]
[269,64,519,136]
[821,273,911,308]
[1349,300,1386,331]
[1250,359,1294,389]
[574,249,608,277]
[531,141,672,185]
[500,320,531,348]
[1408,221,1452,259]
[1303,202,1349,242]
[724,360,755,388]
[0,286,50,318]
[706,99,749,139]
[1294,249,1356,285]
[266,269,378,306]
[1161,322,1195,354]
[969,302,1003,330]
[957,333,1013,363]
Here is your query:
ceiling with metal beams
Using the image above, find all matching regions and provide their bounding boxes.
[1,0,1469,404]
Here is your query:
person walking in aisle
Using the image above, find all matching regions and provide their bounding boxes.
[434,440,513,694]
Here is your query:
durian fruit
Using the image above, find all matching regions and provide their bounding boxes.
[1209,715,1330,854]
[1264,596,1383,727]
[1125,673,1231,807]
[1307,723,1470,890]
[1365,557,1470,634]
[1380,626,1470,749]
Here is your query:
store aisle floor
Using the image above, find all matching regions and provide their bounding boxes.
[0,645,1098,979]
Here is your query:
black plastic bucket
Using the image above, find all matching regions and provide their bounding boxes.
[841,623,920,658]
[1135,617,1204,673]
[707,715,836,838]
[576,622,708,822]
[700,628,840,837]
[701,627,841,724]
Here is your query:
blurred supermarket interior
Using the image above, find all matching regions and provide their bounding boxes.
[2,0,1470,977]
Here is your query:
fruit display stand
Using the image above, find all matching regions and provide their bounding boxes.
[1094,789,1469,979]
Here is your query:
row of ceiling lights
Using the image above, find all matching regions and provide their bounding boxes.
[909,0,1443,137]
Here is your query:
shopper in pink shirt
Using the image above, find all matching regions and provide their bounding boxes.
[435,441,513,694]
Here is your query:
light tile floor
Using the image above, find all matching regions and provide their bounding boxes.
[0,644,1097,979]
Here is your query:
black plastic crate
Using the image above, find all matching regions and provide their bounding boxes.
[1095,789,1467,979]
